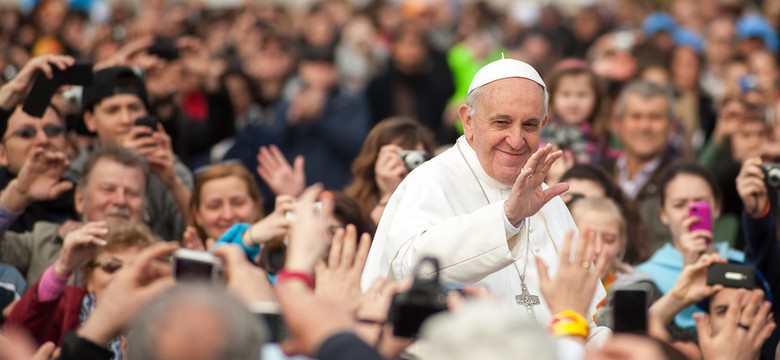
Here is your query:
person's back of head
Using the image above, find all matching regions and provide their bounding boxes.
[127,283,266,360]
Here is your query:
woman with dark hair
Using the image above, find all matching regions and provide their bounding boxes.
[344,117,436,224]
[561,164,652,265]
[636,162,744,329]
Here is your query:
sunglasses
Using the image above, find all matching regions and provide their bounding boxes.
[4,125,65,141]
[88,260,124,274]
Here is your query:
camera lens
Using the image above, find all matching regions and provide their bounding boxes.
[769,169,780,188]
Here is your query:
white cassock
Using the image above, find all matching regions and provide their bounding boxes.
[361,136,610,342]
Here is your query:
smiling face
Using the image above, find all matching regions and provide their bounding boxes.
[75,158,146,224]
[0,106,67,174]
[460,78,547,185]
[553,73,596,126]
[193,176,261,239]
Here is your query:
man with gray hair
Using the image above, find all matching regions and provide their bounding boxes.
[127,283,266,360]
[362,58,609,342]
[602,80,678,247]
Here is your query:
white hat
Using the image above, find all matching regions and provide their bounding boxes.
[467,58,546,95]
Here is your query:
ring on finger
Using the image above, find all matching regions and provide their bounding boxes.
[581,261,590,269]
[737,323,750,331]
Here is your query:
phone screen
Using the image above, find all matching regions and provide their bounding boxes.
[613,290,648,334]
[173,258,215,281]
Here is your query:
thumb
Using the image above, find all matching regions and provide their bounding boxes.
[294,156,305,173]
[694,313,712,344]
[544,183,569,202]
[31,342,56,360]
[50,181,74,198]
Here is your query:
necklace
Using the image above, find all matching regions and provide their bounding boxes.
[456,141,539,320]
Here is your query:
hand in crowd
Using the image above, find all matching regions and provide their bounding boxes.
[256,145,306,197]
[710,99,743,146]
[287,88,326,125]
[77,242,177,346]
[243,195,295,247]
[695,289,776,360]
[504,144,568,224]
[354,278,414,359]
[0,148,72,213]
[736,157,769,218]
[182,226,215,251]
[212,244,275,304]
[536,228,608,318]
[678,216,713,266]
[285,184,333,272]
[131,124,178,187]
[0,329,56,360]
[54,221,109,278]
[668,254,726,305]
[374,144,407,199]
[0,54,75,110]
[315,224,372,314]
[93,36,157,72]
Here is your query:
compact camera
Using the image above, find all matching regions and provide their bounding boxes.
[171,248,223,283]
[761,164,780,189]
[388,257,448,337]
[398,150,428,172]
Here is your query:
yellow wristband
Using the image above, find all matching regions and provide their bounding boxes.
[549,309,589,339]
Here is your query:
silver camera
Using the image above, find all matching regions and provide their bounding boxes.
[762,164,780,189]
[398,150,428,172]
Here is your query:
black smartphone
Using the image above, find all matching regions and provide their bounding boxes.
[148,37,180,61]
[134,115,159,132]
[23,61,94,117]
[707,263,755,289]
[613,289,648,334]
[250,302,288,343]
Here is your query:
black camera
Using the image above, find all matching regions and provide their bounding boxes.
[398,150,428,172]
[388,257,448,337]
[761,164,780,189]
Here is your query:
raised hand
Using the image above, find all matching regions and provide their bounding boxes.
[212,244,275,304]
[0,54,75,110]
[315,224,371,314]
[182,226,216,251]
[243,195,295,246]
[256,145,305,197]
[736,157,769,218]
[695,289,776,360]
[285,184,333,273]
[374,144,407,197]
[679,216,713,266]
[54,221,109,278]
[504,144,568,224]
[536,228,608,317]
[1,148,73,213]
[669,254,726,305]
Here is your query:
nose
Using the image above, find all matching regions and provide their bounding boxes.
[113,188,128,206]
[34,127,50,146]
[219,205,236,221]
[505,128,524,149]
[120,108,135,127]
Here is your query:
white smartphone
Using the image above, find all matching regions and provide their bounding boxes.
[171,248,223,283]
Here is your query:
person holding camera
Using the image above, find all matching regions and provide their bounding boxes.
[66,66,192,241]
[361,58,609,340]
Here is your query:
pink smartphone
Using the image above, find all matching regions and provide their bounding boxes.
[688,201,713,241]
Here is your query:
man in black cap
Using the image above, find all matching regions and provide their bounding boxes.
[66,66,192,241]
[0,55,79,232]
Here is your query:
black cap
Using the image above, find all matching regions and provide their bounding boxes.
[82,66,149,111]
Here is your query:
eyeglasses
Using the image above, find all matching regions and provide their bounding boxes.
[4,125,65,142]
[88,260,124,274]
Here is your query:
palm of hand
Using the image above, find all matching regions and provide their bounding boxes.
[21,164,69,201]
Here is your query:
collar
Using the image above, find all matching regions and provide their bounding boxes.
[616,155,663,180]
[456,136,512,192]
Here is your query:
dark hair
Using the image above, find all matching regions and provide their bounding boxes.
[545,60,606,137]
[332,191,376,237]
[80,144,150,194]
[659,163,722,207]
[561,164,653,264]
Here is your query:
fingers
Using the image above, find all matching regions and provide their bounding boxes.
[293,155,305,175]
[535,255,549,284]
[50,181,74,198]
[212,244,251,269]
[353,232,372,272]
[694,313,712,344]
[31,341,56,360]
[543,182,569,203]
[560,229,574,264]
[340,225,358,269]
[573,229,591,266]
[328,228,345,268]
[133,242,179,274]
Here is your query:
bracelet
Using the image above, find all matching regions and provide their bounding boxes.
[549,309,589,339]
[276,269,315,289]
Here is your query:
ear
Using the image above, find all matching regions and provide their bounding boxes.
[83,111,98,133]
[541,115,548,128]
[0,144,9,167]
[713,202,722,219]
[659,205,669,225]
[459,104,474,141]
[74,185,84,215]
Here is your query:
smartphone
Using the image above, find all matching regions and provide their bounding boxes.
[148,37,180,61]
[23,61,94,117]
[688,201,712,239]
[171,248,223,283]
[707,263,755,289]
[134,115,159,132]
[249,302,289,343]
[612,290,648,334]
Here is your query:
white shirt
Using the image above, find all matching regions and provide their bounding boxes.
[361,136,609,340]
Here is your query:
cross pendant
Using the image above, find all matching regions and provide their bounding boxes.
[515,281,539,320]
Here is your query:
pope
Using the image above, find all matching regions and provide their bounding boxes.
[361,57,609,341]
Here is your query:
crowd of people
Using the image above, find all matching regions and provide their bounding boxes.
[0,0,779,359]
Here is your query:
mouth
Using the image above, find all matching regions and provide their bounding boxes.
[497,148,528,157]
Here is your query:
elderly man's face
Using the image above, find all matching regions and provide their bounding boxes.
[617,94,672,161]
[461,78,547,185]
[75,158,145,224]
[0,106,67,174]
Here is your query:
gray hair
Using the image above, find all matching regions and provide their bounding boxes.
[127,283,266,360]
[614,80,675,121]
[466,82,549,120]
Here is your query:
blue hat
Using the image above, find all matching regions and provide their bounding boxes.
[736,14,779,52]
[643,12,677,37]
[674,28,704,54]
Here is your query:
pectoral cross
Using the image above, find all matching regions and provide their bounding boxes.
[515,276,539,320]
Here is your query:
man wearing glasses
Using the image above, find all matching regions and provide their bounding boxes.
[0,55,78,233]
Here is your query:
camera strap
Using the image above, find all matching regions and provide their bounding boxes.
[457,142,539,320]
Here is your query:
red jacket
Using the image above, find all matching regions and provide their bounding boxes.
[4,278,85,345]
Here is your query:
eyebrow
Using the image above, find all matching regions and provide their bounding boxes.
[488,114,513,121]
